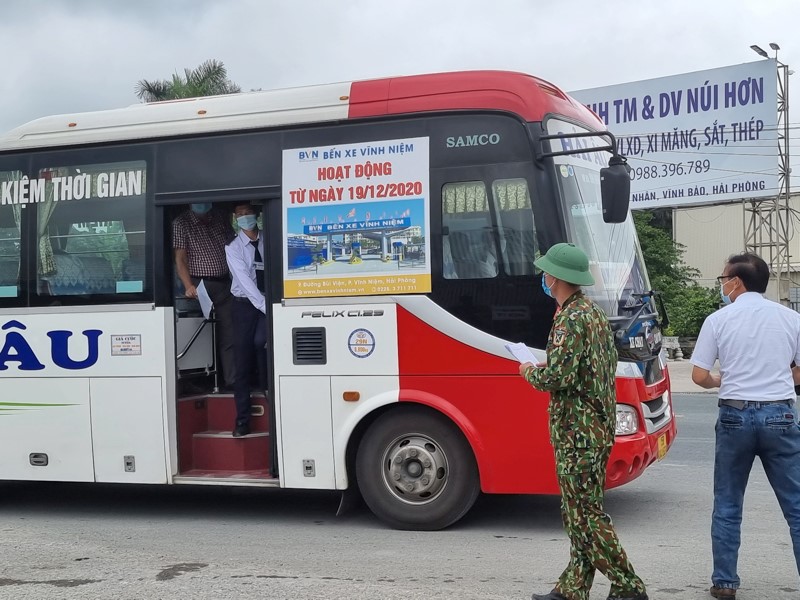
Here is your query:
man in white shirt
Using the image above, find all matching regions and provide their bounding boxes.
[225,203,267,437]
[691,252,800,600]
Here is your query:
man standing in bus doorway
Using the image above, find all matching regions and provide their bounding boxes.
[519,243,647,600]
[173,203,236,390]
[225,203,268,437]
[691,252,800,600]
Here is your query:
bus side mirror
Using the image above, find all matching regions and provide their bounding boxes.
[600,155,631,223]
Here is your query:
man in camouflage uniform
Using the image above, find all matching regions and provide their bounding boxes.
[520,243,647,600]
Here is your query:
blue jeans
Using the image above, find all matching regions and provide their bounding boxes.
[712,400,800,589]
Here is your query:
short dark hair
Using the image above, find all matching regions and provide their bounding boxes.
[726,252,769,293]
[233,202,260,214]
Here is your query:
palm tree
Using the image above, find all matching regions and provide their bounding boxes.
[135,59,242,102]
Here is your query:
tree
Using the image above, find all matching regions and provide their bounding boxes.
[634,210,718,337]
[135,59,241,102]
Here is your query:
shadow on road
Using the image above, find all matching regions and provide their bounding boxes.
[0,479,671,533]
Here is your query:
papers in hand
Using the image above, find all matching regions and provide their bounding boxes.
[196,280,214,320]
[505,342,538,365]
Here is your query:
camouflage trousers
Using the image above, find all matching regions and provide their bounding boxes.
[553,446,646,600]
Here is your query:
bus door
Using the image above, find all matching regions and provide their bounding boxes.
[159,193,279,481]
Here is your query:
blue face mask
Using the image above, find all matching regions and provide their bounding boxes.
[541,273,553,298]
[237,214,258,231]
[720,279,733,305]
[191,203,212,215]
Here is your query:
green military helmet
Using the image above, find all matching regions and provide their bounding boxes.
[534,243,595,286]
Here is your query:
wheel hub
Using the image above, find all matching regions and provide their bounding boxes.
[383,435,448,504]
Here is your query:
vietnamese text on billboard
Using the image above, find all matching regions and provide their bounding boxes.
[282,137,430,298]
[571,60,779,209]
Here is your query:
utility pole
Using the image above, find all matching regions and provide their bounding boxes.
[744,44,791,303]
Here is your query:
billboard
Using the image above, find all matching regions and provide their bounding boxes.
[571,60,779,209]
[282,137,430,298]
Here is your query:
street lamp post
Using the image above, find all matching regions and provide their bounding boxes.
[744,43,791,303]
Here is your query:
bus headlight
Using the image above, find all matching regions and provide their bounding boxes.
[615,404,639,436]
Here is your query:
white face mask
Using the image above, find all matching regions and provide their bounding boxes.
[237,214,258,231]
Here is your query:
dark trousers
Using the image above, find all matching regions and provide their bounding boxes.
[192,277,235,388]
[231,297,267,427]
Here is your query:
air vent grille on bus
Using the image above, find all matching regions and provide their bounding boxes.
[537,81,567,99]
[292,327,327,365]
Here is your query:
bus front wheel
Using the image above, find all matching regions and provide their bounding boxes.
[355,407,479,530]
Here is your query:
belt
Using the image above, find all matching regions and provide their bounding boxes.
[233,296,251,302]
[718,398,795,410]
[192,275,229,282]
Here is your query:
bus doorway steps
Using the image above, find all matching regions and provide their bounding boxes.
[177,393,271,476]
[173,472,279,487]
[193,431,270,471]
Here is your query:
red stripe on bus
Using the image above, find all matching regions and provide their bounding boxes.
[348,70,597,124]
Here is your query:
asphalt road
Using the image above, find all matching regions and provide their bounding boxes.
[0,394,797,600]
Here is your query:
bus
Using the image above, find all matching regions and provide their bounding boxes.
[0,70,675,530]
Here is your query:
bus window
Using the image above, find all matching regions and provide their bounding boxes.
[34,161,148,300]
[492,178,537,277]
[0,171,22,299]
[442,181,498,279]
[442,179,538,279]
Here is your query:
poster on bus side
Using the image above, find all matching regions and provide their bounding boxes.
[282,137,430,298]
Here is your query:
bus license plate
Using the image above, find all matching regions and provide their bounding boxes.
[657,433,668,460]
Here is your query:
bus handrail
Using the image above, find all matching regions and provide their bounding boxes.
[176,316,214,361]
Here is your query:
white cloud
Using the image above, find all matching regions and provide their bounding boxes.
[1,0,798,178]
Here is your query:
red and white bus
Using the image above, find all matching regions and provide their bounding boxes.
[0,70,675,530]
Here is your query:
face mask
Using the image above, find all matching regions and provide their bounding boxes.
[720,278,735,305]
[541,273,554,298]
[237,214,258,231]
[191,203,212,215]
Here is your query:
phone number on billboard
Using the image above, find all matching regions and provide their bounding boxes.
[631,160,711,180]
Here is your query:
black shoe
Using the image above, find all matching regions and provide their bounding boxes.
[607,593,649,600]
[532,592,569,600]
[710,586,736,599]
[232,424,250,437]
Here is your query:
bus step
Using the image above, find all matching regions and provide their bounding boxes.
[205,395,270,432]
[192,431,270,471]
[174,471,279,487]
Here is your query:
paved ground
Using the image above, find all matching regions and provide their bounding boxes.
[2,394,797,599]
[666,358,714,394]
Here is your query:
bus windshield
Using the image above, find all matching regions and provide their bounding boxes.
[547,119,650,319]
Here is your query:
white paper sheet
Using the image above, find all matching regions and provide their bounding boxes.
[196,279,214,320]
[504,341,539,365]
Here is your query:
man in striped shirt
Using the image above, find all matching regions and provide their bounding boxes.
[173,203,236,389]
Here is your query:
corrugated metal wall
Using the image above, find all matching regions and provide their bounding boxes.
[672,194,800,299]
[674,204,747,287]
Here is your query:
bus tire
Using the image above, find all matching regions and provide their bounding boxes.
[355,406,479,531]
